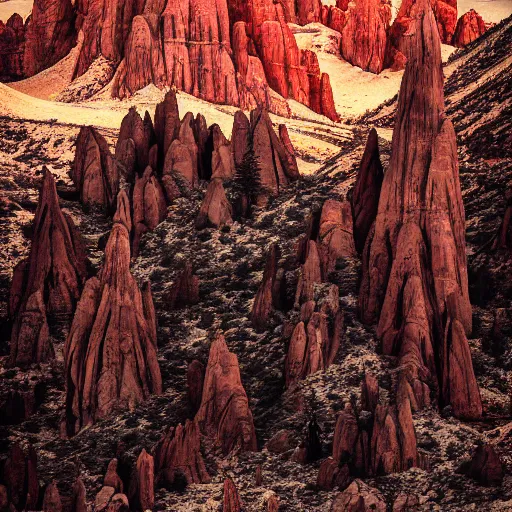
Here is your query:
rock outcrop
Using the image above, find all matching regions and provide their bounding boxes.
[461,444,504,486]
[9,170,88,368]
[135,449,154,512]
[359,0,482,420]
[73,126,120,211]
[452,10,487,48]
[4,442,39,511]
[351,128,383,254]
[64,191,162,436]
[195,334,257,454]
[223,478,242,512]
[23,0,76,77]
[331,479,386,512]
[166,262,200,310]
[0,14,25,81]
[42,480,63,512]
[195,178,233,230]
[251,243,282,331]
[340,0,392,74]
[187,360,205,414]
[154,419,210,487]
[294,241,322,305]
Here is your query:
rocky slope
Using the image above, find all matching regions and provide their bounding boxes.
[0,5,510,512]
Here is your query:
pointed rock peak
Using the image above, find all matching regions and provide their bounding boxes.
[104,459,123,493]
[9,168,88,368]
[295,240,322,306]
[113,189,132,232]
[136,449,154,512]
[195,178,233,230]
[155,89,181,158]
[154,419,210,487]
[361,373,380,413]
[43,480,62,512]
[452,9,487,47]
[232,110,251,168]
[72,477,87,512]
[462,444,504,486]
[167,261,200,310]
[352,128,384,254]
[223,478,242,512]
[195,333,257,454]
[331,479,386,511]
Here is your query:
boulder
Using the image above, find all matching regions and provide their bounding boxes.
[195,334,257,454]
[64,191,162,436]
[351,128,383,254]
[9,170,88,368]
[452,9,487,47]
[317,458,351,491]
[195,179,233,230]
[154,420,210,486]
[331,479,386,512]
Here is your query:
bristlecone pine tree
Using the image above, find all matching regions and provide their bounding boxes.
[231,139,263,218]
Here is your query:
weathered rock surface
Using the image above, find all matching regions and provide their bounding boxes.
[187,360,205,415]
[223,478,242,512]
[461,444,504,486]
[331,479,386,511]
[295,240,322,305]
[359,0,482,420]
[340,0,391,74]
[9,170,88,368]
[351,128,383,254]
[135,449,154,512]
[166,262,200,310]
[23,0,76,77]
[195,179,233,230]
[0,14,25,81]
[4,442,38,511]
[73,126,120,211]
[195,334,257,454]
[452,9,487,47]
[42,480,62,512]
[64,191,162,435]
[154,419,210,487]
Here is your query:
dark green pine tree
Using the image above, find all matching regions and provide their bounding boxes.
[232,139,263,218]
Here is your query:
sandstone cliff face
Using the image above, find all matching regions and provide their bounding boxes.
[0,14,25,81]
[195,334,257,454]
[9,170,88,368]
[359,0,482,420]
[452,9,487,47]
[64,191,162,436]
[23,0,76,77]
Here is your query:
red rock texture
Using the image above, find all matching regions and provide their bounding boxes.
[166,262,200,309]
[331,479,386,511]
[223,478,242,512]
[0,14,25,81]
[72,478,87,512]
[211,125,235,180]
[73,126,120,211]
[452,9,487,47]
[433,0,458,44]
[43,480,63,512]
[317,199,357,276]
[195,178,233,230]
[317,457,350,490]
[295,240,322,305]
[359,0,482,420]
[301,50,340,122]
[64,191,162,436]
[187,360,205,414]
[154,419,211,486]
[278,124,300,180]
[295,0,322,25]
[462,444,504,486]
[251,243,281,331]
[23,0,76,77]
[104,459,123,492]
[286,285,343,388]
[195,334,257,454]
[4,442,39,510]
[340,0,391,74]
[135,449,154,511]
[351,128,383,254]
[9,170,88,368]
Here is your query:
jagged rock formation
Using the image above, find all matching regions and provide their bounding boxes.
[166,262,200,310]
[210,125,235,180]
[0,14,25,81]
[4,442,39,511]
[295,240,322,305]
[72,478,87,512]
[9,170,88,368]
[339,0,391,74]
[301,50,339,122]
[452,10,487,47]
[461,444,504,486]
[359,0,482,420]
[104,459,123,492]
[23,0,76,77]
[187,360,205,414]
[73,126,120,211]
[195,179,233,230]
[331,479,386,511]
[154,419,211,486]
[195,334,257,454]
[286,284,343,388]
[223,478,242,512]
[317,199,357,276]
[64,191,162,436]
[42,481,63,512]
[351,128,383,254]
[251,243,282,331]
[135,449,154,512]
